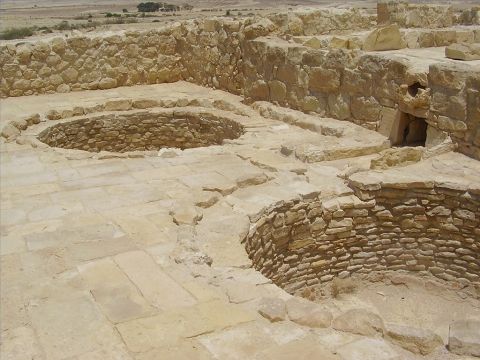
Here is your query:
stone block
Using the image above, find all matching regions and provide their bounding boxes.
[363,24,406,51]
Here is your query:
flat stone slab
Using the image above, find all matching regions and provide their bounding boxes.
[337,338,403,360]
[448,320,480,357]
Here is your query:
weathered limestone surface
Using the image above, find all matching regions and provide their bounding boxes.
[448,320,480,357]
[363,24,406,51]
[1,3,480,360]
[446,42,480,61]
[332,309,385,337]
[386,323,443,355]
[378,1,457,28]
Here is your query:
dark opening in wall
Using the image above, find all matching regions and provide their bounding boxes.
[407,82,425,97]
[390,112,427,147]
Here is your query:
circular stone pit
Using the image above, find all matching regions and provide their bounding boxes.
[244,181,480,295]
[37,108,244,153]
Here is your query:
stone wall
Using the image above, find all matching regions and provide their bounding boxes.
[377,1,479,28]
[427,63,480,160]
[243,37,480,160]
[243,39,409,131]
[244,181,480,294]
[1,4,478,159]
[0,9,373,98]
[0,20,245,97]
[267,8,374,36]
[37,108,244,152]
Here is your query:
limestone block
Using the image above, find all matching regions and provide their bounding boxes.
[15,45,32,64]
[114,250,197,310]
[285,298,332,328]
[434,30,456,47]
[308,67,340,92]
[49,74,63,86]
[446,43,480,61]
[332,309,385,337]
[243,18,276,40]
[302,96,321,112]
[12,79,30,90]
[363,24,406,51]
[328,93,351,120]
[249,80,270,100]
[330,36,350,49]
[56,84,70,93]
[202,19,218,32]
[425,125,449,147]
[386,323,443,355]
[437,115,467,132]
[51,37,67,53]
[448,320,480,357]
[351,96,381,122]
[104,99,132,111]
[286,15,304,36]
[258,297,286,322]
[428,62,471,91]
[0,124,20,140]
[397,84,430,118]
[268,80,286,102]
[62,68,79,83]
[304,37,322,49]
[370,147,423,170]
[98,77,117,90]
[377,106,397,137]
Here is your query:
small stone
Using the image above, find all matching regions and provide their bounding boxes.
[1,124,20,139]
[46,109,62,120]
[98,77,117,89]
[258,297,286,322]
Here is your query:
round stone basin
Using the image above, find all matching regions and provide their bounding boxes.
[244,183,480,295]
[37,108,244,153]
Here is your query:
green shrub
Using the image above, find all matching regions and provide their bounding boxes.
[137,2,160,12]
[104,17,138,24]
[0,27,35,40]
[54,20,71,30]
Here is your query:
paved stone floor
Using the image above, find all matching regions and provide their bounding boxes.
[1,82,480,360]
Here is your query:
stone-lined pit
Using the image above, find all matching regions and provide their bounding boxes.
[37,109,244,153]
[244,181,480,295]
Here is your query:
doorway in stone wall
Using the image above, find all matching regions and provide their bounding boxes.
[390,111,428,146]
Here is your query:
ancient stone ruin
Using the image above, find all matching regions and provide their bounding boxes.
[1,1,480,359]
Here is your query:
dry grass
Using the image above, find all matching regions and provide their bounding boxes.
[0,26,34,40]
[330,277,357,298]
